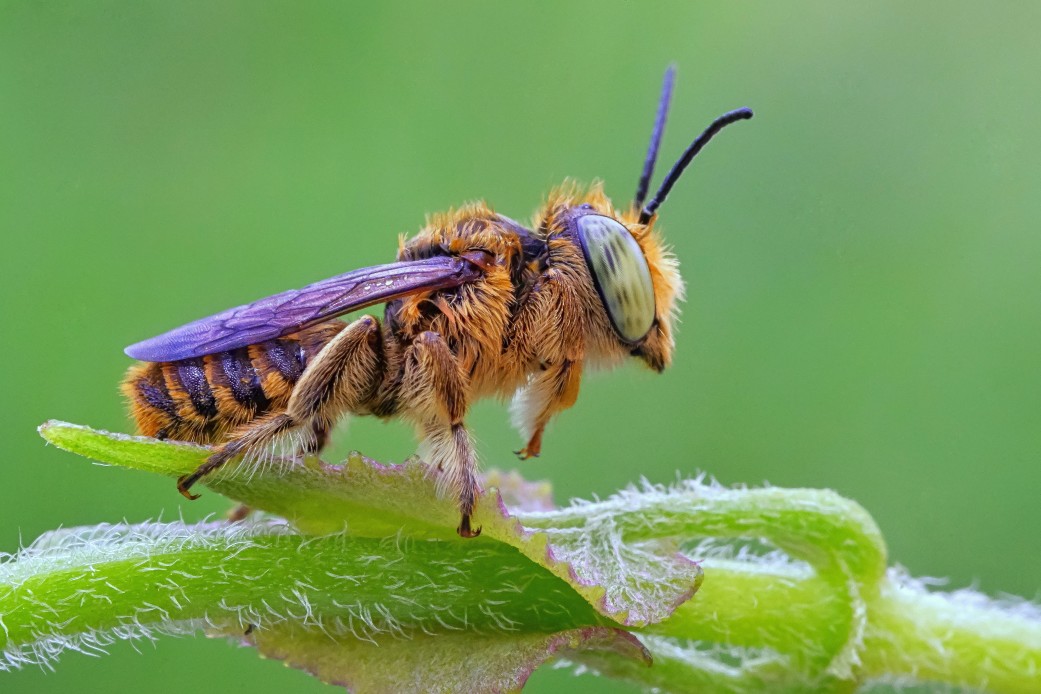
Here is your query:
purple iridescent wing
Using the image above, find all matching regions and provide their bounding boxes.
[125,256,484,362]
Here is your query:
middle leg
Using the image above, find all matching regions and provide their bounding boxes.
[401,330,481,538]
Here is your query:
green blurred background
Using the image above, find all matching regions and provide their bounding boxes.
[2,2,1039,692]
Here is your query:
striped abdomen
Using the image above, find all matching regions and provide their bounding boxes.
[122,321,346,444]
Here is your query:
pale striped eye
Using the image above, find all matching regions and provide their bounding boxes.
[576,215,656,343]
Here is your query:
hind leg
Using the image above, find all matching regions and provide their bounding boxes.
[178,316,382,497]
[224,419,329,521]
[401,331,481,538]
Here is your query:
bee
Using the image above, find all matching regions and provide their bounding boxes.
[122,67,752,537]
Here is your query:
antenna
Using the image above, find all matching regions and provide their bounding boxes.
[634,65,676,209]
[639,107,753,224]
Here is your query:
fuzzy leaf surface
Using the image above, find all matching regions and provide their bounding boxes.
[0,517,658,690]
[38,421,701,627]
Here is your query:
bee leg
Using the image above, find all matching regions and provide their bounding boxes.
[178,413,294,497]
[423,421,480,538]
[511,359,582,460]
[508,264,586,459]
[225,425,329,524]
[402,331,481,538]
[224,427,328,518]
[285,314,382,427]
[177,316,382,498]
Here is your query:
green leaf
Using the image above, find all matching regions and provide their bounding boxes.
[23,420,1041,693]
[38,421,702,626]
[0,518,652,682]
[22,421,690,689]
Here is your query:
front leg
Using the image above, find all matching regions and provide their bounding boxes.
[511,359,582,459]
[177,315,382,497]
[401,331,481,538]
[507,259,587,460]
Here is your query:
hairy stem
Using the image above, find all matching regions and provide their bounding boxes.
[862,573,1041,693]
[644,561,850,670]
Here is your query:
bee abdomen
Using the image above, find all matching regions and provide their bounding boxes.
[122,321,346,444]
[214,347,270,411]
[177,359,217,419]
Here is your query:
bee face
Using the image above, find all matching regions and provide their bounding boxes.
[536,185,684,373]
[571,210,657,344]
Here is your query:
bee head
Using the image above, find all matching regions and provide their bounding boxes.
[535,68,752,372]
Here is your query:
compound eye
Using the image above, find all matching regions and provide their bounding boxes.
[576,215,656,343]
